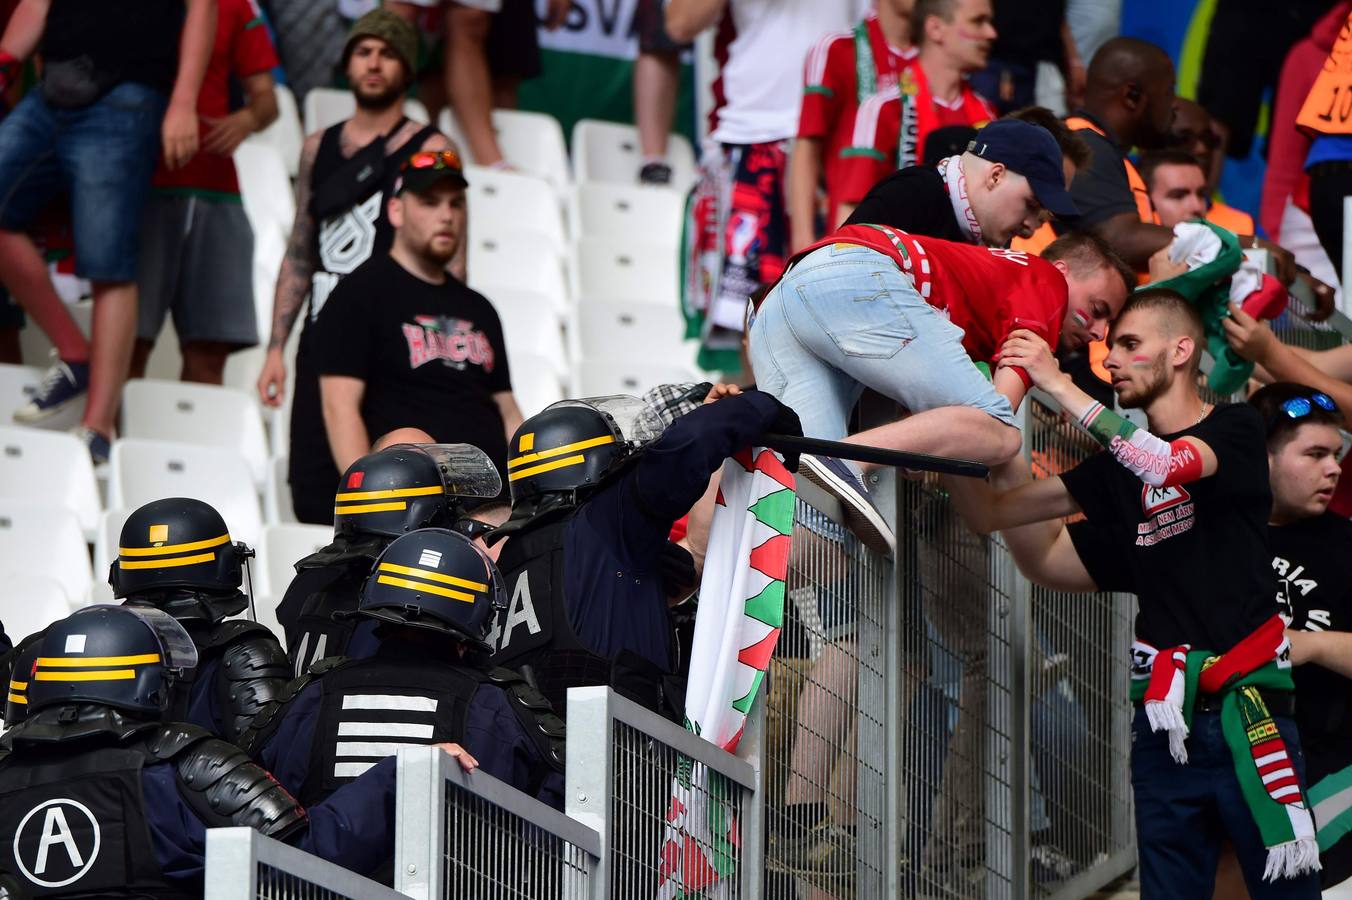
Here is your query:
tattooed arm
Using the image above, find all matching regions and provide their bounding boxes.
[257,131,322,408]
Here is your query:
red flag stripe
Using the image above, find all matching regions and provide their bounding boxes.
[737,627,782,671]
[753,448,795,490]
[749,534,792,579]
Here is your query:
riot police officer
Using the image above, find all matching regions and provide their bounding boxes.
[278,442,501,673]
[487,389,801,716]
[247,527,564,809]
[4,498,289,744]
[0,605,426,895]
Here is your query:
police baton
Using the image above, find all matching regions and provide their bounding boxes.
[762,434,990,479]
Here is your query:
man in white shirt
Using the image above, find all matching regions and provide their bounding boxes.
[668,0,855,374]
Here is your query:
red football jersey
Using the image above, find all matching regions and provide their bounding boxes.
[153,0,280,196]
[836,64,994,205]
[798,224,1068,387]
[797,14,915,226]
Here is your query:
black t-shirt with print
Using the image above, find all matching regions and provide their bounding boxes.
[1062,403,1278,652]
[44,0,183,95]
[314,255,512,481]
[1269,513,1352,755]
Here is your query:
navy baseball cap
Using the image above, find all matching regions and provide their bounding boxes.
[966,119,1079,220]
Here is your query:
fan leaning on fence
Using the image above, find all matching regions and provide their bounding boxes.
[947,289,1322,897]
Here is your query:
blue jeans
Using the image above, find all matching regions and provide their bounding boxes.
[748,243,1015,443]
[0,82,166,282]
[1131,707,1321,898]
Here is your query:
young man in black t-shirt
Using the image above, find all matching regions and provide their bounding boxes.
[946,290,1320,897]
[1250,383,1352,890]
[315,149,522,490]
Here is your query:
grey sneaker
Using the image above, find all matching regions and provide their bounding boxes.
[638,161,673,185]
[767,820,856,878]
[799,455,896,555]
[14,358,89,423]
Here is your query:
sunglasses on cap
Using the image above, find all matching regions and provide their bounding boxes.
[401,149,464,173]
[451,518,495,540]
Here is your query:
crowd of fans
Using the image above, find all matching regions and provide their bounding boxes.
[3,0,1352,896]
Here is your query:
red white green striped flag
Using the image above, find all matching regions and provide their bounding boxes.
[656,447,796,897]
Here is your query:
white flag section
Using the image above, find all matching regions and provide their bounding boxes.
[656,447,795,897]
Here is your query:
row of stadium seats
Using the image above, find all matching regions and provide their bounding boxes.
[250,84,699,194]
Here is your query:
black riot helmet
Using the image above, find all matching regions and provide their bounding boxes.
[25,606,198,717]
[334,443,502,540]
[109,498,253,621]
[357,528,506,651]
[506,396,660,506]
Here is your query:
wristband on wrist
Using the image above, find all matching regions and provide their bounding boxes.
[1076,401,1204,488]
[0,50,20,91]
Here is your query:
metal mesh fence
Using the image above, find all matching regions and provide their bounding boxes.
[254,864,380,900]
[762,497,891,898]
[1022,397,1136,898]
[440,781,592,898]
[609,719,750,898]
[205,827,411,900]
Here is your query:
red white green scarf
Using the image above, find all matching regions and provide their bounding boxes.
[1130,615,1320,880]
[936,155,982,244]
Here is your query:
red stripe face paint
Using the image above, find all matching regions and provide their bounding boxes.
[1071,309,1090,328]
[1130,354,1152,368]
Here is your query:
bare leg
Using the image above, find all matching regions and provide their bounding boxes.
[85,281,137,436]
[784,640,857,806]
[179,341,231,385]
[847,405,1023,470]
[0,230,89,362]
[634,51,679,160]
[129,339,153,380]
[492,75,520,110]
[445,3,502,165]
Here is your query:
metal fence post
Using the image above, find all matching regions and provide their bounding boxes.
[887,469,908,898]
[1007,400,1034,900]
[204,828,258,900]
[566,685,613,900]
[737,690,766,897]
[396,745,447,899]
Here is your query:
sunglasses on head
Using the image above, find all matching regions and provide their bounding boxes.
[451,518,495,540]
[402,150,463,173]
[1266,391,1338,433]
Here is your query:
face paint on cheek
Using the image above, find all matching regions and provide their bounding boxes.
[1130,354,1152,368]
[1071,310,1090,328]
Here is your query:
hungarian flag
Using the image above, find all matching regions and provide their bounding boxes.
[656,447,795,898]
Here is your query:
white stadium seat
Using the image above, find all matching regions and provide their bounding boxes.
[264,455,297,525]
[108,439,263,548]
[487,289,568,372]
[573,236,679,308]
[575,301,694,363]
[576,360,702,398]
[2,574,71,646]
[122,379,271,487]
[571,118,697,191]
[467,233,568,306]
[0,363,41,423]
[0,426,101,537]
[491,109,570,193]
[92,508,132,591]
[257,522,332,599]
[303,86,429,133]
[0,501,92,607]
[510,355,568,416]
[246,82,305,176]
[235,141,297,239]
[569,182,685,244]
[465,165,566,251]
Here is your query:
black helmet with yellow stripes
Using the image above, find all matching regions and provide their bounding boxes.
[334,443,502,540]
[109,498,252,620]
[26,605,199,716]
[507,396,657,506]
[357,528,506,650]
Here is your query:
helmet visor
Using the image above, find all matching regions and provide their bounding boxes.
[392,443,503,498]
[118,606,199,671]
[549,395,665,446]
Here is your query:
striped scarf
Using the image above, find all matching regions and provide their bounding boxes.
[936,156,982,245]
[1130,616,1320,880]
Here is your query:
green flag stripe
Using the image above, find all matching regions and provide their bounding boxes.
[749,489,795,535]
[743,580,784,628]
[732,670,766,714]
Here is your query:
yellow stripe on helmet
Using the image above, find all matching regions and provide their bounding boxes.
[333,485,442,502]
[35,670,137,682]
[374,574,476,603]
[118,533,230,557]
[377,562,487,592]
[7,694,25,705]
[334,500,410,515]
[508,454,586,482]
[118,552,216,570]
[9,680,27,690]
[36,654,161,668]
[507,434,616,470]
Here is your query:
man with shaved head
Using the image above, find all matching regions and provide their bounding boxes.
[944,291,1322,895]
